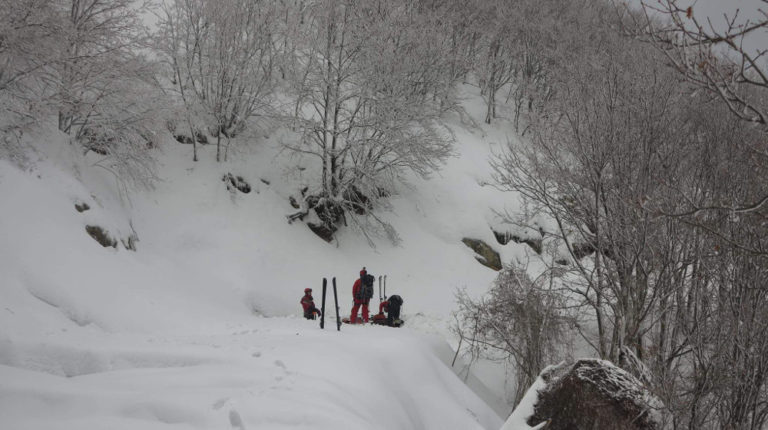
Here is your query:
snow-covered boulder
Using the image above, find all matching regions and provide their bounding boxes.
[503,359,661,430]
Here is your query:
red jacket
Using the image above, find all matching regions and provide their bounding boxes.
[352,278,371,304]
[301,294,316,312]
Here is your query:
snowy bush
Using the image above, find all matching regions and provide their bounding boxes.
[454,263,573,405]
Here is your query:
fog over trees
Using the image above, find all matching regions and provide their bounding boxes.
[2,0,767,428]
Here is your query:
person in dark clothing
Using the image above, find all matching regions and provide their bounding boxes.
[300,288,321,320]
[373,294,403,327]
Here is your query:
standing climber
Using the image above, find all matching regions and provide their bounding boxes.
[300,288,321,320]
[350,267,375,323]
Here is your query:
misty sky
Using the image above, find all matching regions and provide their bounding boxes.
[634,0,768,53]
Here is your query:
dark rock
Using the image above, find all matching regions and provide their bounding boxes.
[287,194,343,242]
[223,173,251,194]
[528,359,660,430]
[74,202,90,213]
[492,229,543,254]
[173,129,208,145]
[307,222,335,243]
[343,185,372,215]
[461,238,502,271]
[173,133,194,144]
[260,178,270,185]
[572,242,596,259]
[85,225,117,248]
[311,197,344,227]
[289,196,300,209]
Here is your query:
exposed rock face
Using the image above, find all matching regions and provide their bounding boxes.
[461,238,502,271]
[287,194,345,243]
[84,225,138,251]
[528,359,660,430]
[492,229,543,254]
[74,202,90,213]
[307,222,335,243]
[85,225,117,248]
[223,173,251,194]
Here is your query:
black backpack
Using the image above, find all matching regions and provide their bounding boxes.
[358,274,375,300]
[387,294,403,312]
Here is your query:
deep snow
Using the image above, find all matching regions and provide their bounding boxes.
[0,89,544,429]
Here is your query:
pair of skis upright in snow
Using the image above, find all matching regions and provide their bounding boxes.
[378,275,387,304]
[319,277,341,331]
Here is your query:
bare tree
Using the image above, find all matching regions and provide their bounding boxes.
[0,0,62,163]
[0,0,163,187]
[454,264,573,406]
[632,0,768,128]
[284,0,453,243]
[625,1,768,243]
[158,0,276,162]
[55,0,152,136]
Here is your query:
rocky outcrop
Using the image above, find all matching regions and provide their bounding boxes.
[527,359,661,430]
[74,202,90,213]
[492,229,543,254]
[287,194,346,243]
[84,225,138,251]
[223,173,251,194]
[461,238,502,271]
[85,225,117,248]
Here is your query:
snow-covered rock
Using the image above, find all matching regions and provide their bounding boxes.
[503,359,661,430]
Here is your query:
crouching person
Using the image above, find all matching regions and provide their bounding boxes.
[301,288,322,320]
[372,295,403,327]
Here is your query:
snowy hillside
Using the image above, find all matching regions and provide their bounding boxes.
[0,91,541,429]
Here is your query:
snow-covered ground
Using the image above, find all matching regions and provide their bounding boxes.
[0,91,540,429]
[1,316,500,430]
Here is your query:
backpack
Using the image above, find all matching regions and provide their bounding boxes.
[387,294,403,309]
[357,274,375,300]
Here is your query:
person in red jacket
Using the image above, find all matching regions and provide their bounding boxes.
[300,288,321,320]
[350,268,372,323]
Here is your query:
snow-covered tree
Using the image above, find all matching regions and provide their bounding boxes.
[157,0,276,162]
[455,264,573,406]
[0,0,162,188]
[284,0,453,243]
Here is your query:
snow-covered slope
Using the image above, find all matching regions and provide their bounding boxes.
[0,91,537,429]
[1,316,501,430]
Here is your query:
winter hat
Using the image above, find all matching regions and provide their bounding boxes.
[304,288,312,293]
[360,267,367,276]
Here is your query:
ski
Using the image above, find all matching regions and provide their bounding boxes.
[378,275,382,305]
[320,277,327,329]
[384,275,387,299]
[333,277,341,331]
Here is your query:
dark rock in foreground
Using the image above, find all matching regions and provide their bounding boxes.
[528,359,660,430]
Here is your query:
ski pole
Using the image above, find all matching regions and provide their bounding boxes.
[320,278,327,329]
[333,277,341,331]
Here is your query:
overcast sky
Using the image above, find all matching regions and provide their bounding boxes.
[633,0,768,53]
